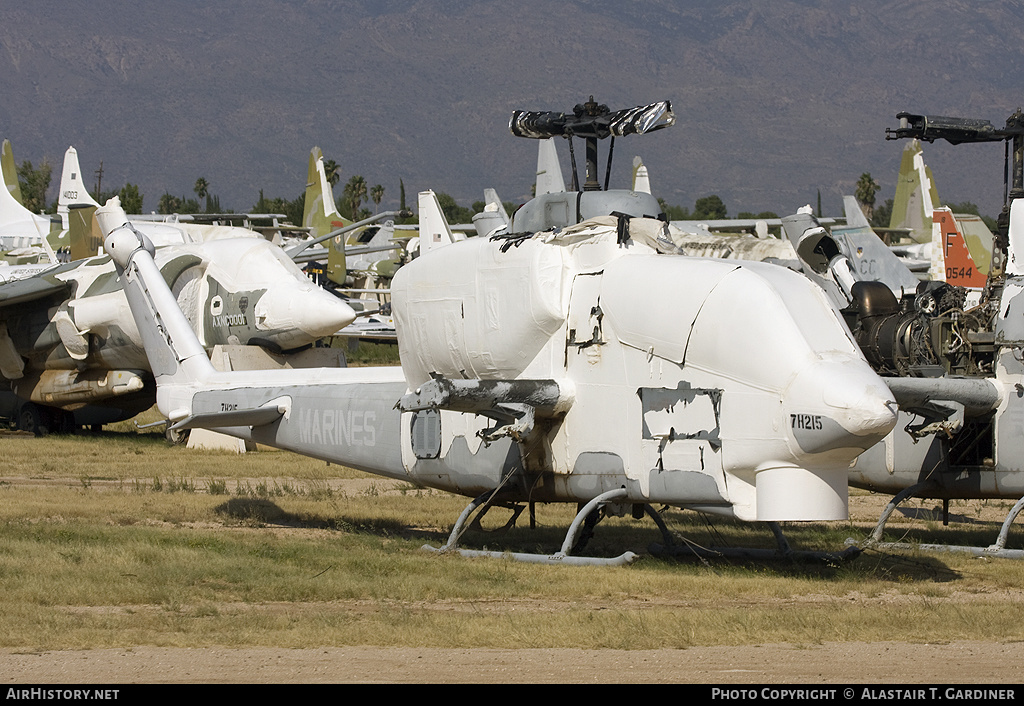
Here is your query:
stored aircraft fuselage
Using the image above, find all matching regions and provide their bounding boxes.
[105,208,897,523]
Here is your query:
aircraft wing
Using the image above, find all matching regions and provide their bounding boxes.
[883,376,1001,416]
[329,313,397,342]
[393,223,476,233]
[250,224,311,237]
[888,242,931,272]
[288,242,398,265]
[168,399,289,431]
[0,268,73,306]
[672,217,839,233]
[874,227,914,239]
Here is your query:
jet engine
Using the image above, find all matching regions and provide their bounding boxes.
[845,280,997,378]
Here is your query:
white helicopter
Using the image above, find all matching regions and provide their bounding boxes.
[775,110,1024,559]
[95,100,899,565]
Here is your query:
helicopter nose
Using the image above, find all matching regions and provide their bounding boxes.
[785,355,898,457]
[254,282,357,343]
[756,356,897,522]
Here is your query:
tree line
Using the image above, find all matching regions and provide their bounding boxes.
[13,157,999,234]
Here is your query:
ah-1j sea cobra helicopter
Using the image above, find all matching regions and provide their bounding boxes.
[98,100,898,565]
[775,109,1024,559]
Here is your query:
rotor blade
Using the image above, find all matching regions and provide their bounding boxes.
[607,100,675,137]
[510,100,675,140]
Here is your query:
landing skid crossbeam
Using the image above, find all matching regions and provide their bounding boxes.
[422,488,639,566]
[851,483,1024,559]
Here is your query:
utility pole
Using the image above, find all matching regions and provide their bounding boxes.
[94,160,104,199]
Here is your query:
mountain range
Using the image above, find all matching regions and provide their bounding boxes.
[2,0,1022,220]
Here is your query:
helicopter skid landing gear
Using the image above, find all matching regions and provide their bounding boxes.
[853,482,1024,559]
[422,488,639,566]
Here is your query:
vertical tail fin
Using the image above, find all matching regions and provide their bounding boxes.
[1,139,22,205]
[67,204,102,260]
[0,143,53,249]
[930,207,987,288]
[418,190,457,255]
[57,146,100,230]
[842,195,871,229]
[535,138,565,196]
[836,196,921,298]
[632,156,651,194]
[301,147,352,285]
[890,139,940,243]
[482,188,509,223]
[471,188,510,237]
[302,147,348,238]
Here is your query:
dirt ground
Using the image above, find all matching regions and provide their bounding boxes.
[2,641,1022,684]
[3,477,1023,685]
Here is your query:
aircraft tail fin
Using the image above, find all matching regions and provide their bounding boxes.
[418,190,457,255]
[930,207,987,288]
[98,198,298,432]
[535,138,565,196]
[889,139,939,243]
[57,147,100,230]
[472,188,510,237]
[482,188,509,222]
[68,204,102,260]
[835,196,921,298]
[301,147,352,285]
[302,146,349,238]
[632,156,651,194]
[1,139,22,205]
[842,195,871,229]
[0,144,54,248]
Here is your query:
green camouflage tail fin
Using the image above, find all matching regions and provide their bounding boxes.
[889,139,939,243]
[302,147,351,285]
[1,139,22,205]
[67,204,101,260]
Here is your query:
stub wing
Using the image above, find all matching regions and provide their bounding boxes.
[168,398,289,431]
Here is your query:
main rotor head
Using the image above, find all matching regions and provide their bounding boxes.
[508,97,675,192]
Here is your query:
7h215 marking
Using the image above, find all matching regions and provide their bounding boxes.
[791,413,822,431]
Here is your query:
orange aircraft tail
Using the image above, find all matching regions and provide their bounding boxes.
[931,207,987,288]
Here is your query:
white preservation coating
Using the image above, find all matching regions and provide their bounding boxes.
[394,216,897,521]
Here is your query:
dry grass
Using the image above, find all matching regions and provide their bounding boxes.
[3,427,1024,650]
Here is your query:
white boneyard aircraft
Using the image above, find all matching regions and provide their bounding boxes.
[55,146,302,259]
[782,109,1024,559]
[0,140,60,255]
[780,201,922,310]
[0,190,357,434]
[99,181,898,565]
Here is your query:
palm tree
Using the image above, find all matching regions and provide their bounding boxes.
[343,175,367,219]
[193,177,209,212]
[158,192,182,215]
[855,173,880,223]
[323,160,340,188]
[370,184,384,214]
